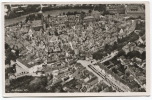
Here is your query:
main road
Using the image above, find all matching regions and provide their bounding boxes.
[77,60,131,92]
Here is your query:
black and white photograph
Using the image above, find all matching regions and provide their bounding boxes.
[2,2,150,97]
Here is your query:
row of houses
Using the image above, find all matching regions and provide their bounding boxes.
[106,4,145,18]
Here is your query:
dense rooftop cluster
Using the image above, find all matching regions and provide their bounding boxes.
[5,4,146,93]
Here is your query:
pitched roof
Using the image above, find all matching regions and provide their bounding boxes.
[84,16,94,20]
[31,20,42,27]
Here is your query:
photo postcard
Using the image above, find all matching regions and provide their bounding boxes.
[2,1,150,97]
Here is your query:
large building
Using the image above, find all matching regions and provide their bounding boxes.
[31,20,43,31]
[125,4,145,18]
[106,4,125,14]
[15,58,44,77]
[57,15,68,24]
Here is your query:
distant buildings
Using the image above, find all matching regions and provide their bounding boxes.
[125,4,145,18]
[106,4,125,14]
[105,4,145,19]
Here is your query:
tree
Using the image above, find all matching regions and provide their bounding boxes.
[74,11,78,15]
[5,43,10,50]
[80,11,86,20]
[82,4,87,8]
[141,51,146,60]
[113,41,117,50]
[88,9,92,14]
[5,51,17,65]
[104,61,110,65]
[104,44,109,50]
[47,14,50,18]
[117,50,126,57]
[54,29,58,36]
[28,77,47,92]
[126,51,141,59]
[94,4,106,12]
[103,10,109,16]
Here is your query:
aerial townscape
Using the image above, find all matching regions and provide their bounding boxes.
[5,4,146,93]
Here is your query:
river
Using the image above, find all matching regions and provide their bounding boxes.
[5,9,89,26]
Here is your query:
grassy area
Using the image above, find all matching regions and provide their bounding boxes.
[6,76,34,93]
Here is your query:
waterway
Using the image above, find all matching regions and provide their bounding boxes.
[5,9,89,26]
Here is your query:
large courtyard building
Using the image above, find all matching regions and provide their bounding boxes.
[106,4,126,14]
[125,4,145,18]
